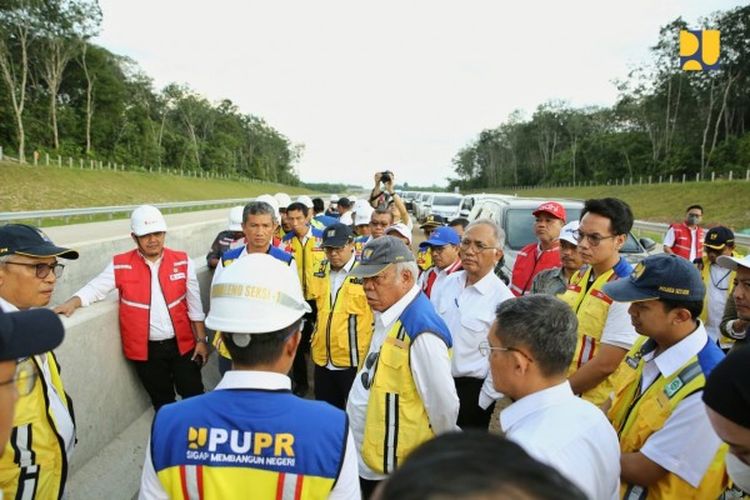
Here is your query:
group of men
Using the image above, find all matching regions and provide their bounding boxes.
[1,179,750,499]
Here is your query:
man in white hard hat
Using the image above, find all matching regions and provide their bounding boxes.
[139,254,360,500]
[274,192,293,235]
[56,205,208,410]
[297,195,325,230]
[326,194,339,217]
[211,201,296,375]
[205,206,246,270]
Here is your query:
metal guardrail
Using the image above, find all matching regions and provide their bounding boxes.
[0,198,254,225]
[632,221,750,247]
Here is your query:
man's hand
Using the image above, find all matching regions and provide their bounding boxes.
[374,172,383,186]
[54,296,82,317]
[192,341,209,366]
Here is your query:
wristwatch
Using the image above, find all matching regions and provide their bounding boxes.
[195,337,209,344]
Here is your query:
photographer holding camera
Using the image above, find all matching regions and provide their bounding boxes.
[370,171,411,230]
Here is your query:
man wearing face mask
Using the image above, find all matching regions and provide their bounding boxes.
[703,346,750,496]
[663,205,704,261]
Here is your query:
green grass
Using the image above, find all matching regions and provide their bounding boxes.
[0,161,310,212]
[489,181,750,231]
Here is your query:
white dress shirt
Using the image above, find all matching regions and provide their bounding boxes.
[417,258,462,308]
[501,380,620,500]
[436,270,514,408]
[75,253,205,341]
[705,264,732,345]
[637,323,723,488]
[139,370,360,500]
[347,284,459,480]
[0,297,76,461]
[326,254,357,371]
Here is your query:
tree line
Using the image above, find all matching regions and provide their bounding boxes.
[450,5,750,190]
[0,0,301,185]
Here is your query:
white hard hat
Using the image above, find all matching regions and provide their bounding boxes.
[330,194,339,203]
[228,206,244,231]
[206,254,311,337]
[274,192,292,209]
[296,195,313,209]
[256,194,280,222]
[130,205,167,236]
[354,204,374,226]
[559,220,580,246]
[386,223,412,244]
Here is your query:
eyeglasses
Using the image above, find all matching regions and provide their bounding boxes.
[0,360,38,397]
[3,261,64,279]
[459,239,498,253]
[360,351,380,389]
[573,230,616,247]
[478,341,534,363]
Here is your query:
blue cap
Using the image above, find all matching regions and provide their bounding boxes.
[419,226,460,249]
[603,254,705,303]
[0,308,64,361]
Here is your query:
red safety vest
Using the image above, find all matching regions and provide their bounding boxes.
[669,222,704,260]
[113,248,195,361]
[510,242,561,296]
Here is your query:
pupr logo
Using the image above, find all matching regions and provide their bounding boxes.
[680,30,720,71]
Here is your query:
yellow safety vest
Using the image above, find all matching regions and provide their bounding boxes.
[282,229,326,300]
[361,293,452,474]
[608,337,728,499]
[0,353,74,500]
[308,261,374,368]
[559,262,630,406]
[416,247,432,273]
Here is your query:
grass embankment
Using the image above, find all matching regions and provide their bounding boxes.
[491,181,750,231]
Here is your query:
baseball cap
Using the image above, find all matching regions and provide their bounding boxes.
[350,236,415,278]
[322,223,353,248]
[559,220,580,246]
[0,224,79,260]
[338,197,352,209]
[717,254,750,272]
[419,226,460,249]
[420,214,446,229]
[532,201,566,222]
[354,205,374,226]
[603,254,705,303]
[0,308,65,361]
[386,223,412,244]
[704,226,734,250]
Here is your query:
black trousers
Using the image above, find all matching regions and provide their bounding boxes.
[131,338,204,411]
[313,365,357,410]
[454,376,495,430]
[291,301,317,395]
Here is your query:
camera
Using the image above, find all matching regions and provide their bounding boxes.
[380,171,392,183]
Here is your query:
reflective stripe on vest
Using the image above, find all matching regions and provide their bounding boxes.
[179,464,203,500]
[670,223,704,260]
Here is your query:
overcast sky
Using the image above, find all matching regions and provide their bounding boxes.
[94,0,742,187]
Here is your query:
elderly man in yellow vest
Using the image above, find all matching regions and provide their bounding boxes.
[603,254,727,499]
[0,224,79,499]
[559,198,639,405]
[346,236,459,498]
[309,223,374,409]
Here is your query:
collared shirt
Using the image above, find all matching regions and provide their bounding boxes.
[705,263,732,345]
[530,266,570,296]
[347,284,459,480]
[139,370,360,500]
[339,212,353,226]
[74,253,205,341]
[637,324,723,487]
[326,254,357,371]
[0,297,76,461]
[501,381,620,500]
[418,258,462,306]
[436,270,513,407]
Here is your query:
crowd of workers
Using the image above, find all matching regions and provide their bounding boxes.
[0,169,749,499]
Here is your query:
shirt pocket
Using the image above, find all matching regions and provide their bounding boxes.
[460,317,490,348]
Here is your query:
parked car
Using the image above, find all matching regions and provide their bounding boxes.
[422,193,464,221]
[414,192,433,221]
[458,193,516,219]
[467,196,657,279]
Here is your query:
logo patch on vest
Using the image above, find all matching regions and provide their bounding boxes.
[184,426,297,467]
[663,378,684,398]
[349,277,364,285]
[170,272,186,281]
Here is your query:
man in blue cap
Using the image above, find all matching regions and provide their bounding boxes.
[0,308,65,456]
[0,223,78,499]
[603,254,727,498]
[417,226,462,305]
[308,223,373,409]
